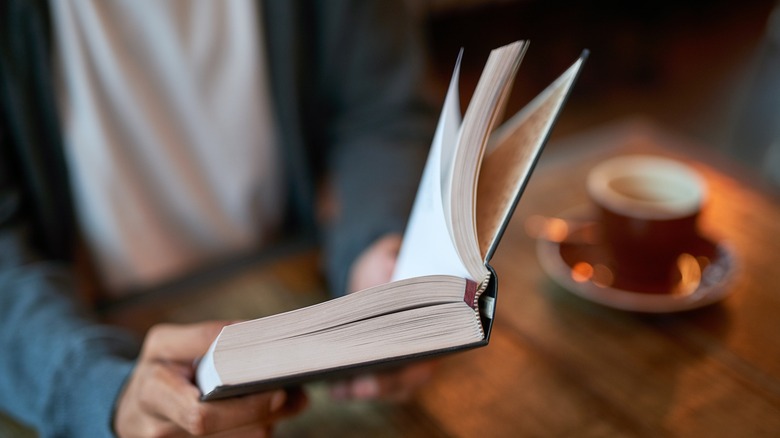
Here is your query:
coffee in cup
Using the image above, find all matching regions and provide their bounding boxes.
[586,155,707,289]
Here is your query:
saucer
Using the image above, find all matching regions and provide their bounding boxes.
[535,214,738,313]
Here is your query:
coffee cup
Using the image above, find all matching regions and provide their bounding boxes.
[586,155,707,288]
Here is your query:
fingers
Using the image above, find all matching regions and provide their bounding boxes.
[208,424,273,438]
[329,360,438,402]
[272,386,309,420]
[377,361,437,401]
[330,374,379,400]
[115,321,308,437]
[348,233,403,293]
[131,421,273,438]
[142,361,290,435]
[141,321,233,361]
[119,358,296,436]
[122,422,272,438]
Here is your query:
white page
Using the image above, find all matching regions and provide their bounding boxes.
[196,338,222,395]
[392,54,471,281]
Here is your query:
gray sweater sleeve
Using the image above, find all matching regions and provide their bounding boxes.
[0,228,139,437]
[315,1,439,295]
[0,2,141,432]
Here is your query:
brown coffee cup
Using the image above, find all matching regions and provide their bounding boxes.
[586,155,707,289]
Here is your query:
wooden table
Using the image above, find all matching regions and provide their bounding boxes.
[7,119,777,437]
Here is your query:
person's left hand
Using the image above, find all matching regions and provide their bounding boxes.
[113,321,307,437]
[337,234,438,401]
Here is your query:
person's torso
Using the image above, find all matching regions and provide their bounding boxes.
[51,0,285,294]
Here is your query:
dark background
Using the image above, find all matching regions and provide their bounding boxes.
[422,0,779,161]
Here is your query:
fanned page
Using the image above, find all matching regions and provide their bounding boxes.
[447,41,528,280]
[393,42,529,282]
[392,52,471,282]
[477,54,587,261]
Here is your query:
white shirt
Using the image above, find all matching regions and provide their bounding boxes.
[51,0,284,294]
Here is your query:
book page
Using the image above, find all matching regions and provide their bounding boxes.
[447,41,528,280]
[217,302,482,386]
[477,55,587,261]
[197,275,476,394]
[392,53,471,281]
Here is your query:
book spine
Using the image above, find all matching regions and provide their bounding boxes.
[464,274,492,340]
[463,275,491,311]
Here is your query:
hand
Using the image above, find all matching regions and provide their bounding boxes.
[347,233,403,293]
[340,234,438,402]
[329,361,438,402]
[114,321,307,437]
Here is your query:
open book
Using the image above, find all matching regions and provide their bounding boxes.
[197,41,587,400]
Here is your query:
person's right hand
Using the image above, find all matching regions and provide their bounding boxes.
[114,321,306,437]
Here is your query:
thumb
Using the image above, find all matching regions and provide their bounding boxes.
[141,321,237,362]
